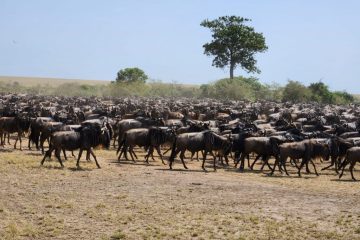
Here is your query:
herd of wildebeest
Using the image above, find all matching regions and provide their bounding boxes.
[1,94,360,180]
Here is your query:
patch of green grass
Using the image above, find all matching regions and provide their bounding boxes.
[4,222,20,240]
[110,229,126,240]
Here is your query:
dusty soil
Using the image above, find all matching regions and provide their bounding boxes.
[0,140,360,240]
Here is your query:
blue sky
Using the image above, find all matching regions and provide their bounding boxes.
[1,0,359,92]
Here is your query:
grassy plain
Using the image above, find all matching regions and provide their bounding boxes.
[0,139,360,240]
[0,76,109,87]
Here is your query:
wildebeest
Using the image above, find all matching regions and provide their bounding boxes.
[234,137,275,171]
[0,115,31,150]
[41,123,111,168]
[28,117,54,150]
[339,146,360,180]
[169,131,232,171]
[117,127,175,164]
[269,139,330,177]
[116,118,164,147]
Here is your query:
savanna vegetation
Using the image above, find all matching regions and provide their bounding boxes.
[0,75,355,104]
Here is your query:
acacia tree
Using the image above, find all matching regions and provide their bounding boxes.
[116,67,148,83]
[201,16,268,79]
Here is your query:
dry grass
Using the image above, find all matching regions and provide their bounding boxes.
[0,76,109,87]
[0,139,360,239]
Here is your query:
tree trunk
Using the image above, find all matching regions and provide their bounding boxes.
[229,63,234,79]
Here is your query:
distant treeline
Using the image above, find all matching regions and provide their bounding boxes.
[0,77,356,104]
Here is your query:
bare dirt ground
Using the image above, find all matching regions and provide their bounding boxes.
[0,140,360,240]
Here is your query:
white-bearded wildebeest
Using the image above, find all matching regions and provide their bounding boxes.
[28,117,54,150]
[41,123,111,168]
[169,131,232,171]
[0,115,31,150]
[116,118,165,147]
[269,139,330,177]
[339,146,360,181]
[117,127,175,164]
[234,137,275,171]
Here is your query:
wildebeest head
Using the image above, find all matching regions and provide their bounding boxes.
[16,114,31,132]
[104,121,113,140]
[100,126,111,149]
[313,141,330,161]
[223,135,234,155]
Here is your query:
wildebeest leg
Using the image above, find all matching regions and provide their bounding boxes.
[163,147,171,155]
[269,156,281,175]
[28,136,31,150]
[18,132,22,150]
[145,146,153,164]
[321,157,335,171]
[41,147,54,165]
[55,148,64,167]
[7,133,10,144]
[349,161,357,181]
[76,149,84,168]
[89,148,101,168]
[169,149,181,169]
[155,146,166,165]
[305,160,311,174]
[128,146,136,162]
[250,155,262,170]
[335,156,344,174]
[190,152,195,161]
[238,153,246,171]
[218,155,223,165]
[71,151,75,157]
[123,145,130,161]
[179,150,188,169]
[201,151,208,171]
[118,146,124,161]
[150,150,155,161]
[145,146,152,163]
[224,155,229,165]
[309,159,319,176]
[338,158,349,179]
[62,149,68,161]
[247,154,251,168]
[281,160,290,176]
[131,148,138,160]
[86,150,91,161]
[14,134,19,149]
[297,158,308,177]
[40,133,47,154]
[260,155,273,171]
[122,145,129,161]
[210,151,217,171]
[113,137,117,148]
[234,153,241,168]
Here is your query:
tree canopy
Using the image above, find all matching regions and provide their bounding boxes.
[201,16,268,79]
[116,67,148,83]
